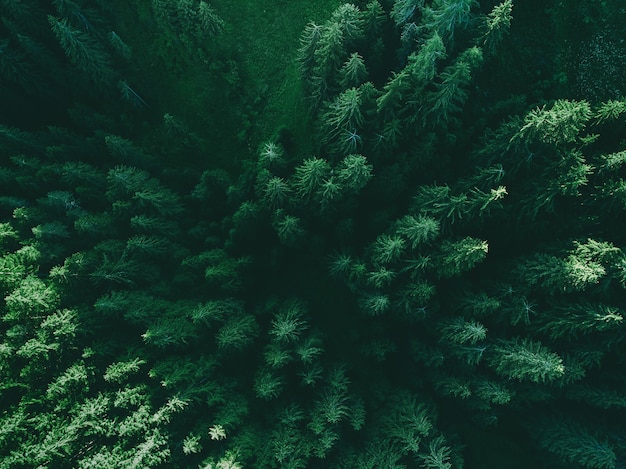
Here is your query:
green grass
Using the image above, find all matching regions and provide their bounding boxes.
[211,0,343,140]
[108,0,344,171]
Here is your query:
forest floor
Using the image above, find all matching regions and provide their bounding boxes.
[108,0,343,172]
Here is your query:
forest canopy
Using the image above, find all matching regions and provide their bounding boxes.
[1,0,626,468]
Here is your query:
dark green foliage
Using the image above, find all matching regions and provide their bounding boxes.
[260,175,291,209]
[536,420,617,469]
[109,31,132,60]
[377,32,446,118]
[513,99,593,146]
[297,22,324,79]
[3,1,626,468]
[321,86,366,133]
[197,1,225,38]
[481,0,513,54]
[489,338,565,383]
[270,299,308,343]
[216,314,258,350]
[48,15,115,88]
[421,0,477,42]
[151,0,224,53]
[293,156,331,200]
[298,3,367,108]
[272,210,306,248]
[339,52,368,89]
[435,237,488,278]
[395,214,440,248]
[336,153,373,192]
[0,234,183,469]
[545,302,624,339]
[424,46,483,126]
[391,0,424,26]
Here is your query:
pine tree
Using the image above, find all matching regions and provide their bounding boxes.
[399,21,420,57]
[296,335,324,364]
[372,234,406,265]
[197,1,224,39]
[264,342,293,369]
[331,4,364,40]
[293,157,331,201]
[311,21,347,105]
[261,176,291,209]
[423,46,483,125]
[190,298,243,325]
[315,175,344,212]
[254,368,284,400]
[130,214,179,237]
[513,99,593,146]
[321,86,365,135]
[0,0,34,20]
[163,113,202,147]
[489,338,565,383]
[32,221,71,241]
[143,311,199,348]
[418,435,454,469]
[536,419,617,469]
[377,33,446,118]
[359,293,391,316]
[421,0,477,43]
[595,99,626,123]
[439,317,487,345]
[338,52,368,89]
[201,249,250,291]
[376,69,411,119]
[435,237,488,278]
[598,149,626,171]
[313,388,350,425]
[216,315,258,351]
[297,22,324,82]
[104,135,150,165]
[270,300,308,344]
[0,39,33,87]
[258,141,286,170]
[61,161,107,193]
[383,393,434,455]
[133,180,184,216]
[328,251,354,280]
[106,165,151,201]
[152,0,224,51]
[335,154,373,194]
[272,210,305,248]
[125,235,170,258]
[89,251,141,287]
[119,80,148,107]
[481,0,513,54]
[362,1,386,37]
[515,240,613,294]
[109,31,132,60]
[391,0,424,26]
[466,185,507,217]
[4,275,60,323]
[367,266,396,288]
[48,15,115,88]
[395,214,440,248]
[537,301,623,339]
[103,357,147,383]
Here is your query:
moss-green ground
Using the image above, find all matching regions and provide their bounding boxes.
[109,0,343,171]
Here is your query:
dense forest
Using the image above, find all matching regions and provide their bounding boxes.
[1,0,626,468]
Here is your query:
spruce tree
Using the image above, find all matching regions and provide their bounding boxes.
[48,15,115,88]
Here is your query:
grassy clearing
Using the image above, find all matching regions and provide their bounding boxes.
[211,0,343,144]
[108,0,343,171]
